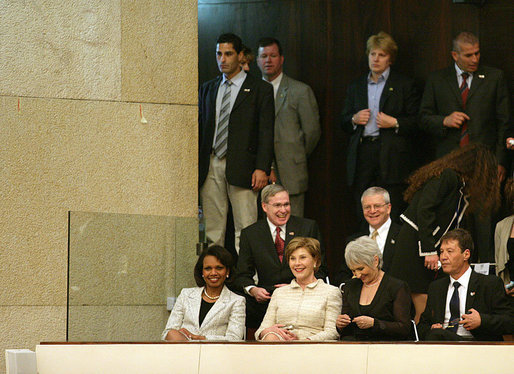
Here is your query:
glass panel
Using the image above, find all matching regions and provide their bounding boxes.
[67,211,197,341]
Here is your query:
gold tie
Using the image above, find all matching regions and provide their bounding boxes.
[371,230,378,241]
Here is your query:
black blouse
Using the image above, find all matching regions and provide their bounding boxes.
[199,299,215,327]
[339,273,413,341]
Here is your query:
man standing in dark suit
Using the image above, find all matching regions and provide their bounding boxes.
[199,33,274,253]
[334,187,401,287]
[256,37,321,217]
[233,184,328,328]
[418,229,513,341]
[420,31,511,263]
[341,31,420,224]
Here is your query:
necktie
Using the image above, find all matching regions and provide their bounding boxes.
[275,227,285,262]
[213,80,232,158]
[459,73,470,147]
[371,230,378,241]
[448,281,461,332]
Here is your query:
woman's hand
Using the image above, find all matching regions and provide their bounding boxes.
[260,324,298,341]
[336,314,352,329]
[424,254,439,271]
[178,328,206,340]
[353,316,374,330]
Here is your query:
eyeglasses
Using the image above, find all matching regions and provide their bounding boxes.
[267,202,290,209]
[362,203,389,211]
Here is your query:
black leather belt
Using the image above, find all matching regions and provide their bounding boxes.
[360,136,380,143]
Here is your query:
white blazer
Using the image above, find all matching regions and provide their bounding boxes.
[161,285,245,341]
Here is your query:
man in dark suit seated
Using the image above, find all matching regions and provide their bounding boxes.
[418,229,513,341]
[233,184,328,328]
[333,187,400,287]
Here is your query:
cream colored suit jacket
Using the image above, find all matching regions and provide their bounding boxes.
[161,285,245,341]
[494,215,513,283]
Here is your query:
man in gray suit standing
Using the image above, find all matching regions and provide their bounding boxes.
[257,37,321,216]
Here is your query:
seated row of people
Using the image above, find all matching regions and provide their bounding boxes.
[162,227,513,342]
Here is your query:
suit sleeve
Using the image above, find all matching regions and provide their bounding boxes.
[311,221,329,280]
[394,78,421,136]
[161,289,188,340]
[340,82,360,134]
[420,75,449,138]
[417,283,437,340]
[233,229,257,290]
[205,295,246,341]
[255,81,275,173]
[307,287,342,341]
[297,85,321,156]
[493,70,511,167]
[474,276,514,336]
[416,169,460,255]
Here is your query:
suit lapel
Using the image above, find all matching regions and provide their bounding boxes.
[259,220,281,265]
[465,271,478,312]
[444,67,463,107]
[275,75,288,115]
[231,75,253,112]
[200,285,229,328]
[189,287,203,329]
[467,67,485,101]
[435,277,450,322]
[379,72,395,109]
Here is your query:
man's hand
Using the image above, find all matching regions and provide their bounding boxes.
[460,308,481,330]
[443,111,470,128]
[376,112,397,128]
[430,323,443,329]
[353,316,374,329]
[424,254,439,271]
[353,109,371,125]
[249,287,271,303]
[269,169,278,184]
[251,169,268,191]
[506,137,514,150]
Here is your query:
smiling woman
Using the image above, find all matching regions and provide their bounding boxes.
[255,237,342,341]
[161,246,246,341]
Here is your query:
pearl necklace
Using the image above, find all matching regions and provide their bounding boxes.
[203,289,220,300]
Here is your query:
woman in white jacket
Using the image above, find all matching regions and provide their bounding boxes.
[162,245,245,341]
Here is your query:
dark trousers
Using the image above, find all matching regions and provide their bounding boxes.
[353,138,407,227]
[424,328,474,341]
[244,294,269,329]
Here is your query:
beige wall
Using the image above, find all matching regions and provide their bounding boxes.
[0,1,198,371]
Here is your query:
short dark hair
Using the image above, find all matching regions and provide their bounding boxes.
[440,228,474,257]
[193,245,235,287]
[453,31,479,52]
[258,37,283,55]
[217,33,243,54]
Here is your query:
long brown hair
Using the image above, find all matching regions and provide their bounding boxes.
[404,144,500,214]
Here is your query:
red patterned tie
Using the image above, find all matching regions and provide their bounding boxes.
[459,72,470,147]
[275,227,285,262]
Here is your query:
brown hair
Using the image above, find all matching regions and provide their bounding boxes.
[440,228,474,258]
[366,31,398,63]
[284,237,321,269]
[403,144,500,215]
[504,178,514,215]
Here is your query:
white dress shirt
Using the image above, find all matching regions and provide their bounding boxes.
[369,218,391,255]
[443,266,473,337]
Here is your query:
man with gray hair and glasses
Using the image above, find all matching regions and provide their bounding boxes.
[233,184,328,329]
[334,186,401,287]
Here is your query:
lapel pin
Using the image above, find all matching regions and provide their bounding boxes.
[478,75,485,78]
[391,239,395,244]
[470,292,475,296]
[389,87,394,91]
[244,88,251,92]
[289,232,294,236]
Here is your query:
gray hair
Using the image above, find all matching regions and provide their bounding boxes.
[453,31,479,52]
[261,184,289,203]
[360,186,390,204]
[345,236,383,270]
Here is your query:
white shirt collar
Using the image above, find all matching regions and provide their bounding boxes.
[369,217,391,237]
[223,69,246,87]
[455,63,473,79]
[450,265,472,288]
[266,217,286,237]
[263,72,283,99]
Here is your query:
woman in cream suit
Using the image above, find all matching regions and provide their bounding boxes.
[255,237,341,341]
[162,246,245,341]
[494,178,514,296]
